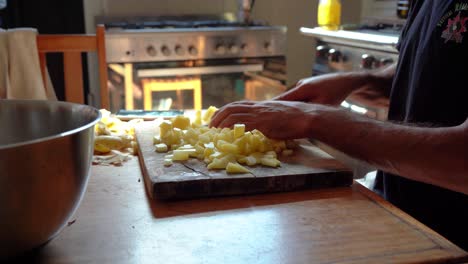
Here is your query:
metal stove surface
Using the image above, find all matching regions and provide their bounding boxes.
[102,17,287,63]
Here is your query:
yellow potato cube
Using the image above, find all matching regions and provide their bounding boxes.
[94,143,111,153]
[198,133,211,144]
[95,135,124,150]
[203,106,218,123]
[207,158,228,170]
[172,150,190,161]
[233,124,245,139]
[226,162,251,174]
[163,159,173,166]
[153,136,162,144]
[204,147,215,159]
[218,141,239,154]
[175,148,197,156]
[95,121,111,135]
[159,120,173,137]
[245,156,258,166]
[194,110,202,126]
[172,115,191,130]
[155,143,168,153]
[260,157,281,167]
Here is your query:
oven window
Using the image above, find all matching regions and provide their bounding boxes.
[107,57,286,112]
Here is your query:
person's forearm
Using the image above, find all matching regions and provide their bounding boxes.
[308,105,468,194]
[346,63,396,106]
[363,63,396,94]
[331,63,396,94]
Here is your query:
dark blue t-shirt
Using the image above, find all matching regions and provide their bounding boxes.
[375,0,468,250]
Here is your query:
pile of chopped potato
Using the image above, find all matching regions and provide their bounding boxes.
[94,109,142,154]
[153,107,295,174]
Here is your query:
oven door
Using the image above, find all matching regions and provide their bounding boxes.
[107,57,286,112]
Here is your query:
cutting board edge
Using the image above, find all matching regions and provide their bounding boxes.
[152,170,353,200]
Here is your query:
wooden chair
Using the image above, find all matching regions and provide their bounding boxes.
[36,25,109,109]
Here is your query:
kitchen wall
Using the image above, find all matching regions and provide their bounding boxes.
[83,0,362,106]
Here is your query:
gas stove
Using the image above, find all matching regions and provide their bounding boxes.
[300,22,404,120]
[99,16,287,63]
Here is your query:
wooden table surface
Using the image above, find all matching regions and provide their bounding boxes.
[11,157,468,264]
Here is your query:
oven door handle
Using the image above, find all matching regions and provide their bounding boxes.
[137,64,264,78]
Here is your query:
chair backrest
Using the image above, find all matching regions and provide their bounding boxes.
[36,25,109,109]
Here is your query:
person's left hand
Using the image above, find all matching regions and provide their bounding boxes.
[209,100,319,139]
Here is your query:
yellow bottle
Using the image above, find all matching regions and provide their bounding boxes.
[318,0,341,31]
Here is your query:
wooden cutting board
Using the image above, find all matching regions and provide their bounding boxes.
[135,122,353,200]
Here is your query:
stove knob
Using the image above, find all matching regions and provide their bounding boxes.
[188,45,198,56]
[380,58,394,67]
[328,49,343,62]
[361,54,376,69]
[175,45,185,56]
[316,45,330,59]
[264,41,273,52]
[215,44,226,55]
[229,44,239,54]
[240,43,249,52]
[161,45,171,56]
[146,45,157,57]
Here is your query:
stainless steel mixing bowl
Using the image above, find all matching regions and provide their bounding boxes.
[0,100,100,258]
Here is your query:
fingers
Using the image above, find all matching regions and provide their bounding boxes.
[217,113,255,128]
[210,101,254,127]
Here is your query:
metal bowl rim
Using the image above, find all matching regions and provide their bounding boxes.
[0,100,101,150]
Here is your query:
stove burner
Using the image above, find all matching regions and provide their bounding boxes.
[359,23,403,32]
[105,20,266,30]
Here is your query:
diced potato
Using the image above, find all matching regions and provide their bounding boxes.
[172,115,191,130]
[94,143,111,153]
[233,124,245,139]
[174,148,197,156]
[260,157,281,167]
[184,128,199,141]
[93,110,141,155]
[282,149,293,156]
[119,134,134,148]
[153,109,296,172]
[155,143,168,153]
[204,146,215,158]
[159,120,173,137]
[194,144,205,154]
[226,162,251,174]
[194,110,202,126]
[178,144,194,149]
[218,141,239,154]
[95,135,124,151]
[245,156,258,166]
[203,106,218,123]
[153,136,162,144]
[198,134,211,143]
[207,158,228,170]
[95,121,111,135]
[172,150,190,161]
[163,159,173,166]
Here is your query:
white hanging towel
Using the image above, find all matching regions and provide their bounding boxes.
[0,28,56,100]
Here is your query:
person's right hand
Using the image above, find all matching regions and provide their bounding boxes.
[274,73,365,106]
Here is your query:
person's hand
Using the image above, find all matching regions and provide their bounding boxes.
[274,73,362,106]
[210,100,321,139]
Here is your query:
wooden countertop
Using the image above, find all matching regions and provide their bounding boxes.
[12,157,468,264]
